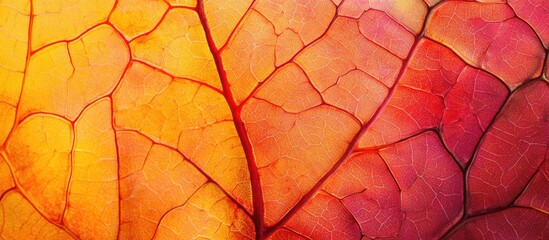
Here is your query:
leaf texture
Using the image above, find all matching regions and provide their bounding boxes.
[0,0,548,239]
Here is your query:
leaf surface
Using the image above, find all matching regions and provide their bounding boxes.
[0,0,548,239]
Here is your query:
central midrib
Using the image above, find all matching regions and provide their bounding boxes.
[196,1,267,238]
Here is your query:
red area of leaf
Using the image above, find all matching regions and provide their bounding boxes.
[1,0,548,239]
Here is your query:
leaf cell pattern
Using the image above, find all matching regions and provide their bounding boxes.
[0,0,548,239]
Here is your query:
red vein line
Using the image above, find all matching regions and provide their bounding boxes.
[218,1,257,52]
[3,0,35,150]
[263,3,439,236]
[115,129,252,219]
[60,113,76,225]
[150,182,207,239]
[441,205,548,240]
[194,2,266,238]
[441,79,549,238]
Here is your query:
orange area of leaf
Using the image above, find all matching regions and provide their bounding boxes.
[0,0,548,239]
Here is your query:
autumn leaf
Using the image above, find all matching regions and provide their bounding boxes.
[0,0,548,239]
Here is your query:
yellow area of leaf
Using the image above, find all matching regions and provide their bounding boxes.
[113,62,252,212]
[0,0,29,146]
[0,103,15,147]
[0,190,72,239]
[130,8,221,90]
[154,183,255,239]
[18,24,129,121]
[0,0,29,72]
[64,98,119,240]
[5,114,73,222]
[0,155,14,195]
[166,0,196,7]
[110,0,169,40]
[32,0,115,50]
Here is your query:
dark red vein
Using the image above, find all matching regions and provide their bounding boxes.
[194,2,266,238]
[264,2,441,236]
